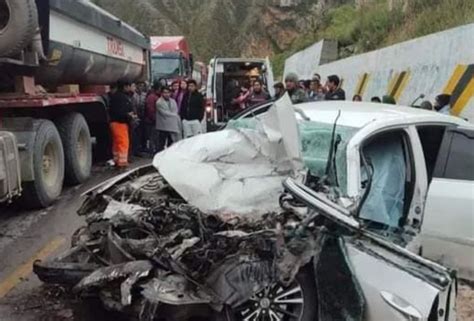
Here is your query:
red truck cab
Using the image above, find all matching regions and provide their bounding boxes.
[150,36,193,84]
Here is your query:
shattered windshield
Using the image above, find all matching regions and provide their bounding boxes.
[228,118,358,195]
[299,121,358,195]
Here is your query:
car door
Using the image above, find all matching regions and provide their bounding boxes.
[284,178,456,321]
[355,126,428,248]
[422,126,474,281]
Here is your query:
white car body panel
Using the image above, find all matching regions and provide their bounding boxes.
[284,178,456,321]
[346,244,439,320]
[423,178,474,280]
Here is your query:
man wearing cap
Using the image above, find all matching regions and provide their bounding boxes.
[285,73,308,104]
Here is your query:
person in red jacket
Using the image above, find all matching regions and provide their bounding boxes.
[144,82,161,153]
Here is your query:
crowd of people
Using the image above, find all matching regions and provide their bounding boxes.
[279,72,455,116]
[106,79,205,169]
[105,71,456,169]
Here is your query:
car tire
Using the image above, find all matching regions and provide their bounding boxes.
[21,119,64,209]
[0,0,38,57]
[56,113,92,185]
[216,266,318,321]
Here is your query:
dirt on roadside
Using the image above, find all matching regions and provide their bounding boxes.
[458,282,474,321]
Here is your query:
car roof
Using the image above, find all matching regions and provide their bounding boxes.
[296,101,471,129]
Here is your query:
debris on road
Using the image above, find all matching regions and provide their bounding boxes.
[34,167,327,320]
[458,282,474,321]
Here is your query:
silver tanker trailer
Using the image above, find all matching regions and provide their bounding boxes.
[0,0,150,208]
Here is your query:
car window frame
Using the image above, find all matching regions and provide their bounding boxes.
[356,127,417,231]
[433,127,474,180]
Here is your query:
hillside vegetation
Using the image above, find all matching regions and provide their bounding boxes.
[272,0,474,76]
[92,0,474,77]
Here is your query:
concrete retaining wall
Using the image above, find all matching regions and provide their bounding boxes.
[284,24,474,121]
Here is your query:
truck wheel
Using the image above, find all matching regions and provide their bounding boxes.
[22,120,64,209]
[56,113,92,185]
[0,0,38,57]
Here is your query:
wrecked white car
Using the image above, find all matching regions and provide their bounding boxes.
[231,98,474,281]
[34,97,463,321]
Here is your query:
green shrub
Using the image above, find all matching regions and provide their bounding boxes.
[322,4,359,46]
[355,1,404,51]
[272,0,473,78]
[411,0,474,37]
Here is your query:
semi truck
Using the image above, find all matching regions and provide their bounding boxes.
[0,0,150,208]
[150,36,193,85]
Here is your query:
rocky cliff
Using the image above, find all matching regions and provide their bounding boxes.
[92,0,474,76]
[92,0,343,60]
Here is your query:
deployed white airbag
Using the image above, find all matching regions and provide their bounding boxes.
[153,95,303,217]
[359,135,406,228]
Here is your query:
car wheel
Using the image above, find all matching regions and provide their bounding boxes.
[217,267,318,321]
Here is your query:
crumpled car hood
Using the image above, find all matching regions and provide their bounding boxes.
[153,95,303,217]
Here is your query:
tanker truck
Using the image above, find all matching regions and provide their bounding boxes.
[0,0,150,208]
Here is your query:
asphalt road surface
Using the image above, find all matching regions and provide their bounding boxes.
[0,160,151,321]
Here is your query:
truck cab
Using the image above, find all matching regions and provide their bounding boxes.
[150,36,193,85]
[151,51,191,83]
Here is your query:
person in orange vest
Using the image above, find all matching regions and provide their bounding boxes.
[109,80,136,168]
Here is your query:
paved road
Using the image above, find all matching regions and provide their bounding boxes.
[0,160,151,321]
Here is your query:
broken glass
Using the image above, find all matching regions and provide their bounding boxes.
[299,121,358,195]
[229,117,358,196]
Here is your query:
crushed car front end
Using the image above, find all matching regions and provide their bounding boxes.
[33,97,457,321]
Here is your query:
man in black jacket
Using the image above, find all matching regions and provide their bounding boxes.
[109,80,135,167]
[324,75,346,101]
[180,79,205,138]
